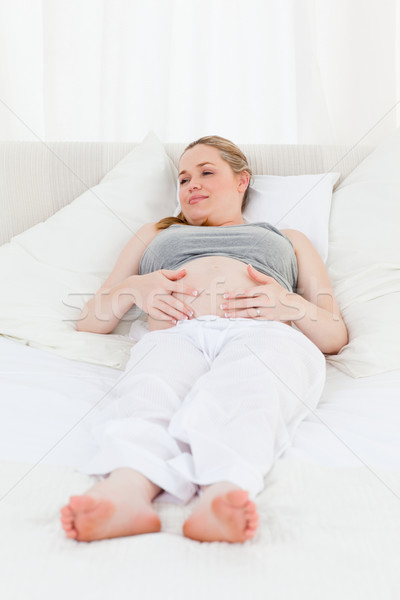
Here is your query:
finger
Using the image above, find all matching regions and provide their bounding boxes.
[221,299,257,311]
[224,307,263,319]
[161,268,187,280]
[223,290,259,300]
[148,306,179,323]
[149,304,190,324]
[247,264,275,284]
[150,289,195,315]
[161,297,195,319]
[157,298,194,321]
[170,285,199,297]
[223,289,249,299]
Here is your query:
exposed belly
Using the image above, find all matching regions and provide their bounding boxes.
[147,256,290,331]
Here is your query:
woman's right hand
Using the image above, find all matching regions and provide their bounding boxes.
[130,268,198,323]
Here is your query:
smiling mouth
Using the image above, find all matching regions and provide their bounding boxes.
[189,196,208,204]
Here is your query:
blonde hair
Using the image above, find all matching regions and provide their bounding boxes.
[155,135,253,230]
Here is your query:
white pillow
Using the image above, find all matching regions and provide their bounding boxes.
[0,132,178,369]
[175,173,340,261]
[326,126,400,377]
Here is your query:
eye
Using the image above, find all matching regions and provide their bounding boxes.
[179,171,213,185]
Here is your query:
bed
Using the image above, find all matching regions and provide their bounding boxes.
[1,134,399,599]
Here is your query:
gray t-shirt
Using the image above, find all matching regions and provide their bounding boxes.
[139,222,298,292]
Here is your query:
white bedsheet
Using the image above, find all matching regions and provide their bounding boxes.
[1,458,400,600]
[1,336,400,600]
[1,336,399,473]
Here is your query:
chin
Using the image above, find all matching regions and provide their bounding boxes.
[184,213,208,226]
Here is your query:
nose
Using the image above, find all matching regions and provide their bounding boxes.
[188,178,201,192]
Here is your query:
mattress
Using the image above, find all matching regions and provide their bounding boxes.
[1,336,400,599]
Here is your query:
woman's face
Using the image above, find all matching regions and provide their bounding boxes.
[178,144,248,226]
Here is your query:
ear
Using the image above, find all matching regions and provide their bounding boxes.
[237,170,250,193]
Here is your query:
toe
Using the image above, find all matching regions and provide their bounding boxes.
[61,519,77,537]
[60,505,75,530]
[225,489,249,507]
[245,500,257,512]
[65,529,78,539]
[60,505,72,517]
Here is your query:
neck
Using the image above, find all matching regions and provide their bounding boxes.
[207,216,245,227]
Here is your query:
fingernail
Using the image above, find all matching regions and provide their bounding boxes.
[192,290,198,296]
[223,293,229,299]
[220,303,227,310]
[224,313,231,318]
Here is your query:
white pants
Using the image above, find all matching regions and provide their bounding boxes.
[80,316,326,503]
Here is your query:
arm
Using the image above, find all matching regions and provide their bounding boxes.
[222,229,348,354]
[282,229,348,354]
[76,223,197,334]
[76,222,157,334]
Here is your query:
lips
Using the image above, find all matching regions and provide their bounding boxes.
[189,195,208,204]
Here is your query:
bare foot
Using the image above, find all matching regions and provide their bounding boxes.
[60,468,162,542]
[183,483,259,543]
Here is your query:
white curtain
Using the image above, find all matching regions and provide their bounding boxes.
[0,0,399,145]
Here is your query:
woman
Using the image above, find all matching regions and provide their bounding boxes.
[60,136,348,544]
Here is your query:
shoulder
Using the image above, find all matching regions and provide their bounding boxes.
[117,222,160,262]
[281,228,330,287]
[130,222,160,247]
[137,221,160,238]
[97,223,161,291]
[280,228,308,245]
[280,228,316,255]
[280,228,326,275]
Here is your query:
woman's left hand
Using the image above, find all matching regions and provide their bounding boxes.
[221,264,301,322]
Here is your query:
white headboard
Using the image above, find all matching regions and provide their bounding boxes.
[0,141,373,246]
